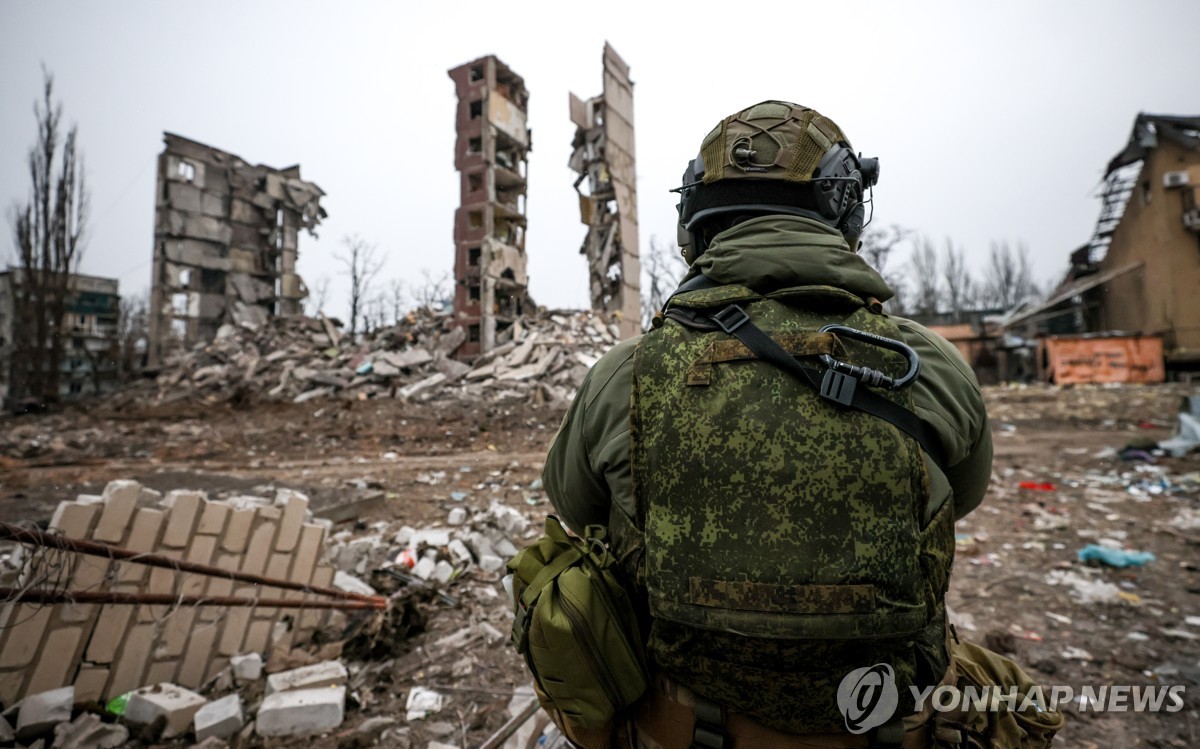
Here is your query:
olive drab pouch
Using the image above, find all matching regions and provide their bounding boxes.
[506,515,648,732]
[931,638,1065,748]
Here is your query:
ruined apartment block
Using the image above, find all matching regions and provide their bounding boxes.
[569,43,641,339]
[147,133,326,368]
[448,56,532,360]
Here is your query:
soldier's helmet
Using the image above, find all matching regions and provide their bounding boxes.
[675,100,879,260]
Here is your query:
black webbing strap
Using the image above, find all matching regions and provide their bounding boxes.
[705,304,949,470]
[660,274,948,469]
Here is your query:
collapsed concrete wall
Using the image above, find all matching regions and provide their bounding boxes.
[448,56,533,360]
[569,43,641,339]
[0,481,338,706]
[147,133,326,369]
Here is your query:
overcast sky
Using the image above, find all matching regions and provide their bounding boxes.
[2,1,1198,318]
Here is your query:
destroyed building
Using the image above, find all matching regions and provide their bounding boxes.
[0,269,121,401]
[1003,114,1200,376]
[569,44,642,340]
[448,56,532,360]
[147,133,326,369]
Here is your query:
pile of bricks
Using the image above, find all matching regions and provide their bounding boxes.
[0,480,339,708]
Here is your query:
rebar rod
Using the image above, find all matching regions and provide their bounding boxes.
[0,521,384,606]
[0,586,386,610]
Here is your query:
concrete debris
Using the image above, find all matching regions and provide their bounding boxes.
[256,685,346,737]
[111,306,619,407]
[15,686,74,741]
[265,660,349,695]
[230,653,264,684]
[125,683,209,739]
[53,712,129,749]
[194,693,244,742]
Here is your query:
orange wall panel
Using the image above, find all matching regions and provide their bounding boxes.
[1045,336,1165,384]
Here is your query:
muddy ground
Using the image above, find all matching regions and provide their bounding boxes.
[1,383,1197,748]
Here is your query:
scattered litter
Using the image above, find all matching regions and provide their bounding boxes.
[1158,395,1200,457]
[1077,545,1156,568]
[1019,481,1056,491]
[405,687,446,721]
[1060,647,1093,661]
[1044,570,1126,605]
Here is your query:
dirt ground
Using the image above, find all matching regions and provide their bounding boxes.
[1,383,1197,748]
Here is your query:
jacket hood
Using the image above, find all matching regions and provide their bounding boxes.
[689,215,895,302]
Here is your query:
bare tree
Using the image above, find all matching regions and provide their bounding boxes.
[640,235,688,329]
[412,268,451,310]
[941,239,976,323]
[859,224,914,315]
[982,240,1038,310]
[8,68,89,403]
[387,278,406,324]
[306,276,330,317]
[907,236,941,317]
[116,291,149,382]
[334,234,383,337]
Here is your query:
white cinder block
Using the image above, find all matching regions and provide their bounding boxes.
[256,686,345,737]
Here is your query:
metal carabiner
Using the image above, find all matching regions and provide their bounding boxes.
[817,324,921,391]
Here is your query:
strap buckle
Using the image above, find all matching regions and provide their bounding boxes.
[819,368,857,406]
[512,600,533,652]
[711,305,750,334]
[690,695,727,749]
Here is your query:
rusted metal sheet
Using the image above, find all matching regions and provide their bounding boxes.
[569,43,641,339]
[1042,335,1165,384]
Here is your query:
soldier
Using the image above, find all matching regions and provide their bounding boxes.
[538,101,1059,748]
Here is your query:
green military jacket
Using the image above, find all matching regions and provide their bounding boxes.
[544,215,992,537]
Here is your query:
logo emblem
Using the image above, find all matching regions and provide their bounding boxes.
[837,664,899,734]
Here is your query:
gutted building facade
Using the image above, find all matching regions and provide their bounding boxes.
[1094,114,1200,368]
[147,133,325,368]
[569,44,641,339]
[1002,114,1200,374]
[448,56,532,359]
[0,270,120,401]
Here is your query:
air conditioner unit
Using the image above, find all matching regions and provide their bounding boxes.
[1183,208,1200,233]
[1163,171,1190,188]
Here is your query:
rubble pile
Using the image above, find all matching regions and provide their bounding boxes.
[119,307,622,408]
[0,474,557,747]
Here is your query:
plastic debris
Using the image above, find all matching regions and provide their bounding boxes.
[1019,481,1056,491]
[105,693,131,717]
[1044,570,1125,605]
[1158,396,1200,458]
[405,687,445,721]
[1077,545,1156,568]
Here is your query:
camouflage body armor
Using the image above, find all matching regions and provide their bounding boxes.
[629,280,956,734]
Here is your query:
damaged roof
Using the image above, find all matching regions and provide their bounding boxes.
[1106,113,1200,176]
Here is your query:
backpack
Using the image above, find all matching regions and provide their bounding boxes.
[629,280,956,734]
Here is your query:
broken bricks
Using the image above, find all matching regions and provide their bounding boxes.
[113,302,623,409]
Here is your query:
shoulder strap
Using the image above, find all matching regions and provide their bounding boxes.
[665,272,948,470]
[715,304,948,469]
